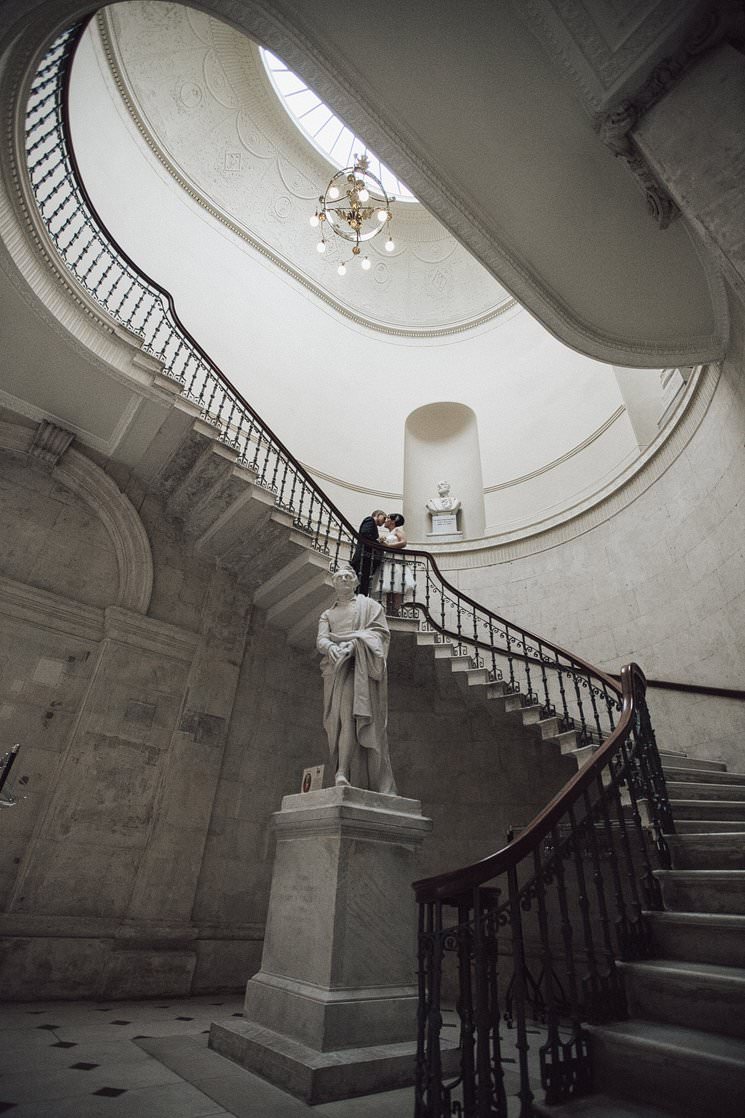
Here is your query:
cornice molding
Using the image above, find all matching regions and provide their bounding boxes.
[0,573,104,643]
[103,605,199,661]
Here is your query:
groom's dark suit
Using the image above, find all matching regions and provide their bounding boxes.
[351,515,382,596]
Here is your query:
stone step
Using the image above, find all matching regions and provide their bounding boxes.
[253,548,332,611]
[667,780,745,802]
[619,958,745,1039]
[665,766,745,785]
[587,1019,745,1118]
[674,819,745,833]
[646,910,745,969]
[554,729,579,754]
[533,1091,691,1118]
[655,869,745,915]
[265,572,333,630]
[667,831,745,870]
[669,798,745,821]
[662,754,727,773]
[415,632,452,648]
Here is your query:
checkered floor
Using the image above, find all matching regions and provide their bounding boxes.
[0,994,418,1117]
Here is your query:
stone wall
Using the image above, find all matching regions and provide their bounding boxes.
[455,290,745,772]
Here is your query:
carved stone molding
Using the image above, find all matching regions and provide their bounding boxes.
[103,605,199,661]
[597,4,735,228]
[28,418,74,467]
[0,418,154,615]
[0,573,104,643]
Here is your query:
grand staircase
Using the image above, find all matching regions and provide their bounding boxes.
[17,27,744,1118]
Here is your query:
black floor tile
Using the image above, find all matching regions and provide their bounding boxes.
[36,1024,60,1031]
[131,1035,152,1040]
[231,1012,242,1018]
[110,1020,131,1026]
[0,1104,18,1114]
[95,1007,114,1012]
[70,1062,99,1071]
[26,1010,46,1015]
[92,1088,127,1098]
[51,1041,78,1049]
[209,1002,225,1006]
[174,1016,194,1021]
[154,1005,170,1009]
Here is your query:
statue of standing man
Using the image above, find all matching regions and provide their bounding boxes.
[317,564,396,794]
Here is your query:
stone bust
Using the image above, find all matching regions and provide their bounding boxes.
[426,480,461,514]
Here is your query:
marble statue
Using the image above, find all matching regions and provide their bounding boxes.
[317,564,396,794]
[425,480,461,514]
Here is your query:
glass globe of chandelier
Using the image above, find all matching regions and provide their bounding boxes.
[310,154,395,275]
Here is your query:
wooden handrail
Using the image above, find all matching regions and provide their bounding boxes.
[413,662,643,903]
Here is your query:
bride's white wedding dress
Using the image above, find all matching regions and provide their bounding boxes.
[376,531,416,597]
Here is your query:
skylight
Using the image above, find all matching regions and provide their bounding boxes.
[261,49,416,202]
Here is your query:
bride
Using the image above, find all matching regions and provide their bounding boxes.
[376,514,416,614]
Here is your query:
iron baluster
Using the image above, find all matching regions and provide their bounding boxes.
[556,659,571,731]
[596,770,633,959]
[504,623,517,694]
[457,896,477,1115]
[566,803,601,1021]
[617,732,660,912]
[582,788,625,1021]
[537,640,553,717]
[533,846,563,1105]
[571,668,589,746]
[507,865,534,1118]
[587,673,603,743]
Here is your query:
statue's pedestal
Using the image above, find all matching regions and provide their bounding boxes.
[209,786,452,1103]
[427,511,462,543]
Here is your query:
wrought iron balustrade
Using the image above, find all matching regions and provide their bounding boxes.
[413,664,674,1117]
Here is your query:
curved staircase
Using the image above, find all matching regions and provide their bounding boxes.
[12,23,745,1118]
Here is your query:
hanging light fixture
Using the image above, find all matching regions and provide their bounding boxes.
[310,153,395,274]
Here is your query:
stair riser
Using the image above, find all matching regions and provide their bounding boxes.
[669,800,745,821]
[667,782,745,802]
[668,835,745,871]
[649,918,745,968]
[662,756,727,773]
[665,768,745,785]
[674,820,745,833]
[658,876,745,915]
[589,1031,745,1118]
[624,970,745,1039]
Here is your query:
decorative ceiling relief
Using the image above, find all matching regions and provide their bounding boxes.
[100,2,515,336]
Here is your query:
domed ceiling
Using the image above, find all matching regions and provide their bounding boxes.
[99,2,514,336]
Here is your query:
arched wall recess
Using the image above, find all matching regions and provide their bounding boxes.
[404,402,484,541]
[0,421,153,614]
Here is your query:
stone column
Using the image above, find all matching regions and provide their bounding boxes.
[210,785,449,1103]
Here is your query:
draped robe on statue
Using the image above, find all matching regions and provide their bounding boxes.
[317,595,396,795]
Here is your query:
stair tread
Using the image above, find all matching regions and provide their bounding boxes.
[665,767,745,783]
[645,909,745,928]
[618,958,745,985]
[588,1019,745,1065]
[655,868,745,878]
[533,1092,681,1118]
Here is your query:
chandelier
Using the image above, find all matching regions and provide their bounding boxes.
[310,153,395,275]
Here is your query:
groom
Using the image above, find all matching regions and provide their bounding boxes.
[351,509,386,596]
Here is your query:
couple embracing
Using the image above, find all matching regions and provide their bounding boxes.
[351,508,414,613]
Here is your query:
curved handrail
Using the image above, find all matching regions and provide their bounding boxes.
[22,23,624,748]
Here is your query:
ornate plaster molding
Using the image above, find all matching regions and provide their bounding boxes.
[596,5,730,229]
[97,10,516,341]
[28,419,74,467]
[0,418,154,615]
